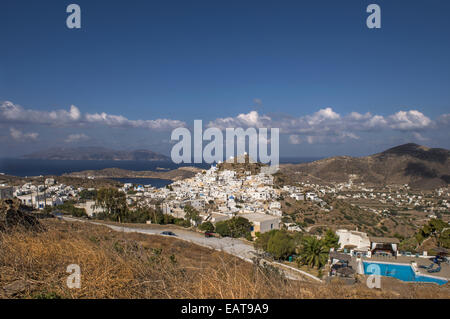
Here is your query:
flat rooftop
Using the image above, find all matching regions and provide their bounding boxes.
[238,213,280,222]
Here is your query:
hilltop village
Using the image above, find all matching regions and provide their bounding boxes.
[2,154,450,288]
[1,155,449,240]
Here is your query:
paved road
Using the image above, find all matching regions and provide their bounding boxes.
[62,217,322,283]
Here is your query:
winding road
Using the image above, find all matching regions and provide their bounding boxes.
[62,216,322,283]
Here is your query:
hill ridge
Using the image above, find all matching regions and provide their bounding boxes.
[280,143,450,189]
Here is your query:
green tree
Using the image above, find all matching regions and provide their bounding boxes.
[150,207,165,224]
[438,228,450,249]
[322,229,340,250]
[79,189,97,201]
[50,201,87,218]
[124,207,164,224]
[399,237,418,253]
[96,188,128,222]
[429,219,447,233]
[266,230,295,260]
[215,220,231,237]
[215,217,252,239]
[184,205,202,226]
[228,216,252,238]
[297,236,329,269]
[254,230,276,252]
[199,221,215,232]
[416,218,448,244]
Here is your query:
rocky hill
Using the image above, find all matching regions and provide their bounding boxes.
[280,143,450,189]
[22,147,170,161]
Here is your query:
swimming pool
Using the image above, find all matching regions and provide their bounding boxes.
[363,262,448,285]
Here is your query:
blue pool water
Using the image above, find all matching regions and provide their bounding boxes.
[363,262,448,285]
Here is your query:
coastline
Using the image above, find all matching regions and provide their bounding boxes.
[62,166,202,181]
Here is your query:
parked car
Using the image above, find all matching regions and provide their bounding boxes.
[205,232,214,238]
[161,231,176,236]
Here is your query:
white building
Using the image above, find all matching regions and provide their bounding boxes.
[336,229,371,251]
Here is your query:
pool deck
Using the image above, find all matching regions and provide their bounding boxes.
[348,255,450,281]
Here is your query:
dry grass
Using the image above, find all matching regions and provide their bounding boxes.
[0,219,449,299]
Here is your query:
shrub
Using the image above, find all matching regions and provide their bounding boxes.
[267,230,295,260]
[79,189,97,201]
[215,217,252,238]
[33,291,63,299]
[254,229,296,260]
[199,221,215,233]
[175,219,191,228]
[215,221,231,237]
[52,202,87,218]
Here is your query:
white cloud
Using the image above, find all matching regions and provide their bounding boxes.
[364,115,388,129]
[301,132,359,145]
[65,133,90,143]
[387,110,432,130]
[412,132,429,142]
[437,114,450,126]
[210,107,435,145]
[1,101,443,146]
[85,112,185,130]
[289,135,302,144]
[306,107,340,126]
[208,110,271,129]
[0,101,185,131]
[0,101,81,126]
[9,128,39,142]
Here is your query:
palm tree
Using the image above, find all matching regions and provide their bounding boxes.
[297,237,329,269]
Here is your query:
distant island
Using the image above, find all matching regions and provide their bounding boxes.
[22,147,170,161]
[63,166,202,181]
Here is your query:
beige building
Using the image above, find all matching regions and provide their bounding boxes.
[238,213,280,237]
[74,200,105,217]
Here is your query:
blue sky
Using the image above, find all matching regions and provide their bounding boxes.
[1,0,450,158]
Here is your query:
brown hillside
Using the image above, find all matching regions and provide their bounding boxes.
[280,143,450,189]
[1,219,449,299]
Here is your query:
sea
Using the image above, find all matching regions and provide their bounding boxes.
[0,157,320,188]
